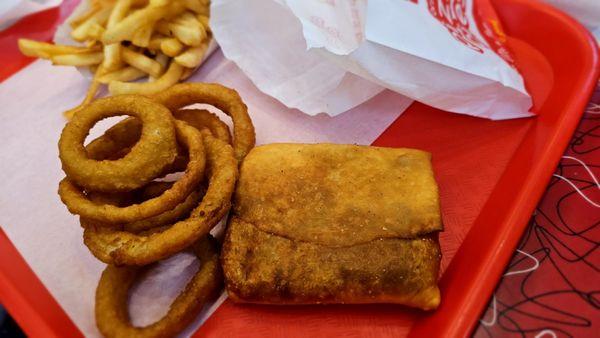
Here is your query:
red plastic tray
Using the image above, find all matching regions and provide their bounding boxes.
[0,0,598,337]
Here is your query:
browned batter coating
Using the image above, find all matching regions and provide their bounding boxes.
[223,217,441,310]
[222,143,443,310]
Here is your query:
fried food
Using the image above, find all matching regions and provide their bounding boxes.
[18,37,100,58]
[81,182,203,233]
[59,120,206,223]
[17,0,213,118]
[222,143,443,310]
[108,61,184,95]
[56,83,253,337]
[58,95,178,192]
[82,132,237,266]
[173,109,231,144]
[224,217,441,310]
[154,83,256,162]
[82,131,236,265]
[95,236,222,338]
[123,186,204,233]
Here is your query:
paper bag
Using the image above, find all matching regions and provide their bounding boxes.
[212,0,533,120]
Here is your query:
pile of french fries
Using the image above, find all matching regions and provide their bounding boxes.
[18,0,211,118]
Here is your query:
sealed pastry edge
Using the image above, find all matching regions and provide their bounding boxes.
[222,143,443,310]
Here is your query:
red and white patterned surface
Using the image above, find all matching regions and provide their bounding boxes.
[475,84,600,337]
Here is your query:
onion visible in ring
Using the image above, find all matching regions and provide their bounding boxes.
[126,182,204,233]
[80,183,204,233]
[153,83,255,162]
[58,95,178,192]
[95,236,222,338]
[82,132,237,265]
[59,120,206,224]
[173,108,231,144]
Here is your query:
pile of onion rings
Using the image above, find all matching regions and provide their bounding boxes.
[57,83,255,337]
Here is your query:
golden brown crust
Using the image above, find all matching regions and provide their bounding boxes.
[153,83,255,162]
[82,133,237,266]
[173,108,232,144]
[95,236,223,338]
[59,120,206,224]
[222,143,442,310]
[222,217,441,310]
[233,143,442,246]
[58,95,178,192]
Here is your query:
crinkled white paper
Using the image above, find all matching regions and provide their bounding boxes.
[212,0,534,120]
[211,0,387,116]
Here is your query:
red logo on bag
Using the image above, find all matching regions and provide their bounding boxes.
[473,0,516,67]
[427,0,485,53]
[427,0,516,67]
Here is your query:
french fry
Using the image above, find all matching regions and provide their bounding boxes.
[155,20,173,36]
[148,53,170,81]
[52,52,104,66]
[102,43,123,71]
[107,0,134,27]
[98,66,146,83]
[174,11,200,25]
[174,43,207,68]
[180,66,195,80]
[131,24,154,47]
[183,0,209,16]
[181,0,202,13]
[150,0,171,6]
[148,36,168,50]
[170,23,205,46]
[155,52,170,69]
[87,23,106,41]
[71,5,113,41]
[109,61,183,95]
[19,0,213,119]
[92,0,117,6]
[102,0,135,71]
[102,2,185,44]
[160,38,184,57]
[69,4,101,28]
[197,15,210,32]
[85,40,101,49]
[121,47,162,77]
[18,39,99,59]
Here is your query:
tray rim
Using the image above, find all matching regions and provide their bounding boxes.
[0,0,598,337]
[407,0,600,336]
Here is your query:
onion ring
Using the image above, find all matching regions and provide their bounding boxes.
[95,236,222,338]
[87,109,231,172]
[85,117,142,161]
[80,183,204,233]
[58,95,178,192]
[82,132,237,265]
[173,109,231,144]
[125,182,204,233]
[85,117,188,175]
[153,83,255,162]
[59,120,206,224]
